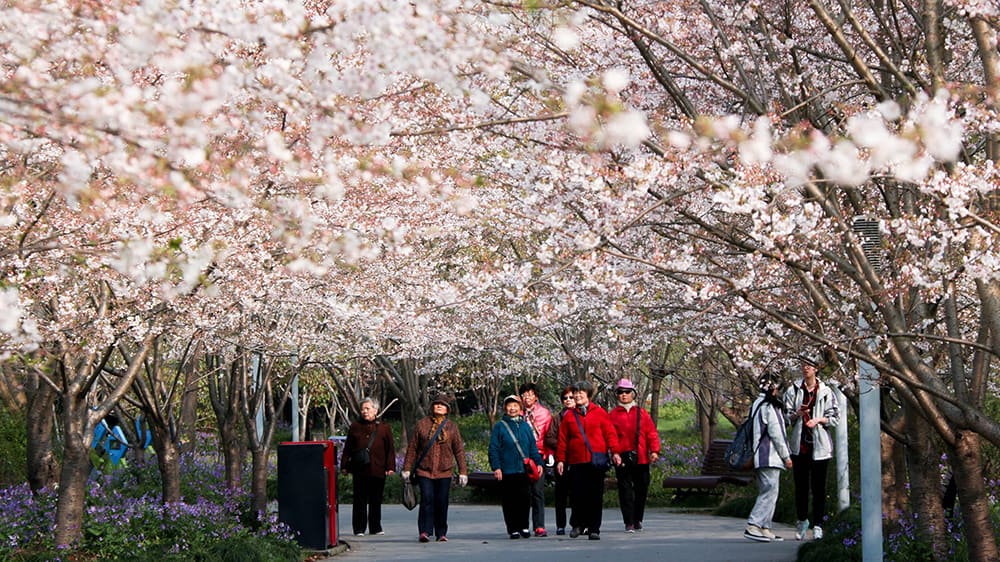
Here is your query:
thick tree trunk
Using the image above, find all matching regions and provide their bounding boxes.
[152,433,182,504]
[220,416,244,490]
[25,379,59,493]
[178,353,200,455]
[904,413,948,558]
[250,447,269,517]
[951,432,1000,562]
[53,395,92,547]
[881,431,908,521]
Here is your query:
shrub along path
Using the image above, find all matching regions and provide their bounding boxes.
[324,504,801,561]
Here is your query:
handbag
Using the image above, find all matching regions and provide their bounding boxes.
[401,477,418,511]
[349,421,379,471]
[573,410,612,472]
[620,407,641,466]
[501,420,542,482]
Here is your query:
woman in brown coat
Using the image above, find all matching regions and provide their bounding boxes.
[340,397,395,536]
[401,394,468,543]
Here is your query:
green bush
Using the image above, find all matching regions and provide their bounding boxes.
[0,406,27,486]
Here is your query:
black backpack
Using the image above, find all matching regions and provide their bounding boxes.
[724,401,763,470]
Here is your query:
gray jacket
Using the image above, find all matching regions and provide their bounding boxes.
[783,378,839,461]
[751,395,791,469]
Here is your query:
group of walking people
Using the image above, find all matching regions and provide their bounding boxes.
[339,378,661,543]
[744,352,840,543]
[338,355,837,546]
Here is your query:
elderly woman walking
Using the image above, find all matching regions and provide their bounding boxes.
[608,378,660,533]
[402,394,468,543]
[489,394,544,539]
[340,397,396,537]
[556,380,621,540]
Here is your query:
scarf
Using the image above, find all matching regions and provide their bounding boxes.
[429,414,448,442]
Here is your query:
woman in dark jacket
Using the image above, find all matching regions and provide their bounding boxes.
[402,394,468,543]
[488,394,543,539]
[545,387,576,535]
[340,397,396,536]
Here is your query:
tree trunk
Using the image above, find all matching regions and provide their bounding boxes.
[250,447,269,516]
[904,412,948,558]
[152,432,182,504]
[178,351,200,455]
[950,432,1000,562]
[53,395,92,547]
[881,431,908,521]
[25,378,59,493]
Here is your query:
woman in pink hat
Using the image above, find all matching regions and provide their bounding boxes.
[608,378,660,533]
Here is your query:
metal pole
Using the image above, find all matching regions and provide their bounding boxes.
[291,375,300,442]
[252,352,264,441]
[858,315,883,562]
[832,382,850,512]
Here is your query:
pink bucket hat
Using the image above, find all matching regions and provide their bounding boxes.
[615,378,636,391]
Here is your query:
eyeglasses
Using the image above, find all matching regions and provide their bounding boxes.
[562,396,574,401]
[616,389,633,394]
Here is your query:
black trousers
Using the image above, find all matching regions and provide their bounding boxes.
[615,463,651,527]
[569,463,606,533]
[500,472,531,533]
[791,455,829,524]
[553,469,570,530]
[351,473,386,534]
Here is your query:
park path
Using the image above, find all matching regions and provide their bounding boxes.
[322,504,802,561]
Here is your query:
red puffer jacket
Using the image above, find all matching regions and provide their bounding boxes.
[556,404,621,465]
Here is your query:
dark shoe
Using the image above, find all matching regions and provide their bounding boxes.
[635,521,643,532]
[556,528,566,536]
[534,527,548,537]
[519,529,530,538]
[569,527,583,538]
[509,532,520,539]
[436,536,448,542]
[419,533,430,543]
[588,532,601,540]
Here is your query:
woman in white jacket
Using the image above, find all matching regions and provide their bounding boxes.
[745,375,793,543]
[783,353,840,541]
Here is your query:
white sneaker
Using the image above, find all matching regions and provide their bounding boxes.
[795,519,810,541]
[812,526,823,540]
[744,524,771,542]
[762,528,784,542]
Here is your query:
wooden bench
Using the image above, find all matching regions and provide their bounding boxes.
[661,439,753,497]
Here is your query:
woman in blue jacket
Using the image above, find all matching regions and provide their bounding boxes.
[489,394,543,539]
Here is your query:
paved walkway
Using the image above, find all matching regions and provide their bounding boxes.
[323,504,802,561]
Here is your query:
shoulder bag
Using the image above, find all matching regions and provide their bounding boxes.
[349,421,379,471]
[620,407,641,466]
[501,420,541,482]
[573,410,611,471]
[402,420,446,510]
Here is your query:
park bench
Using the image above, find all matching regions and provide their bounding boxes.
[467,471,501,490]
[661,439,753,498]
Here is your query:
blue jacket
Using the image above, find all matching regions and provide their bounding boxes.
[488,415,542,474]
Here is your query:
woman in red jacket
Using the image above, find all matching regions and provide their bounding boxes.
[608,379,660,533]
[556,380,621,540]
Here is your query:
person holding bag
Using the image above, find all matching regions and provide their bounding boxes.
[402,394,468,543]
[555,380,621,541]
[340,397,395,537]
[488,394,544,539]
[608,378,660,533]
